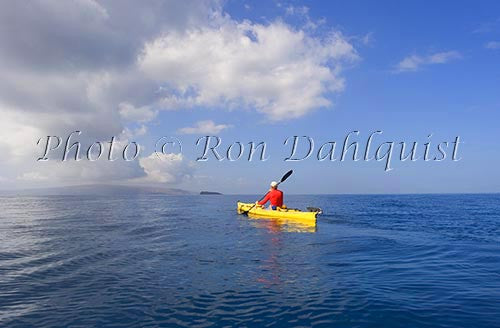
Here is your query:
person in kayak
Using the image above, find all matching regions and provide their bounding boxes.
[257,181,283,210]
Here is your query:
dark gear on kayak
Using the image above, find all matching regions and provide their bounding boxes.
[258,181,283,209]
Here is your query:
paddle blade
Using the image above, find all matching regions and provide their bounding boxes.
[280,170,293,183]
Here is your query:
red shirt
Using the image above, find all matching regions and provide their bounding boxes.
[258,189,283,207]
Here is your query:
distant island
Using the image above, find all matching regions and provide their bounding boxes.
[200,191,222,195]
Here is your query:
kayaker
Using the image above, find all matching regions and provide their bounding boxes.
[257,181,283,210]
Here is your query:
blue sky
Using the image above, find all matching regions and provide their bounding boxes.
[0,1,499,193]
[146,0,500,193]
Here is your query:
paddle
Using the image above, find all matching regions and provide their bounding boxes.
[242,170,293,215]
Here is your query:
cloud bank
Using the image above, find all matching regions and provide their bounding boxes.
[0,0,358,188]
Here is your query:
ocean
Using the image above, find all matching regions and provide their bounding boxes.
[0,194,498,327]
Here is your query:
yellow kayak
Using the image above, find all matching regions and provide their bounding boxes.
[237,202,320,225]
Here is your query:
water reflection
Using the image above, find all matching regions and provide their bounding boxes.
[256,221,283,287]
[248,216,316,288]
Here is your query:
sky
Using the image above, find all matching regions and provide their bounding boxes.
[0,0,499,194]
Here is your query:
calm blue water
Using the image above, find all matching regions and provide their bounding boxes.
[0,194,499,327]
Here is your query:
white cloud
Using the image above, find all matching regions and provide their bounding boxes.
[283,4,324,30]
[177,120,232,134]
[485,41,500,49]
[139,19,358,120]
[427,51,461,64]
[0,106,44,161]
[18,171,49,181]
[396,55,423,72]
[360,32,375,46]
[138,153,194,184]
[118,102,157,122]
[395,51,462,73]
[285,5,309,16]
